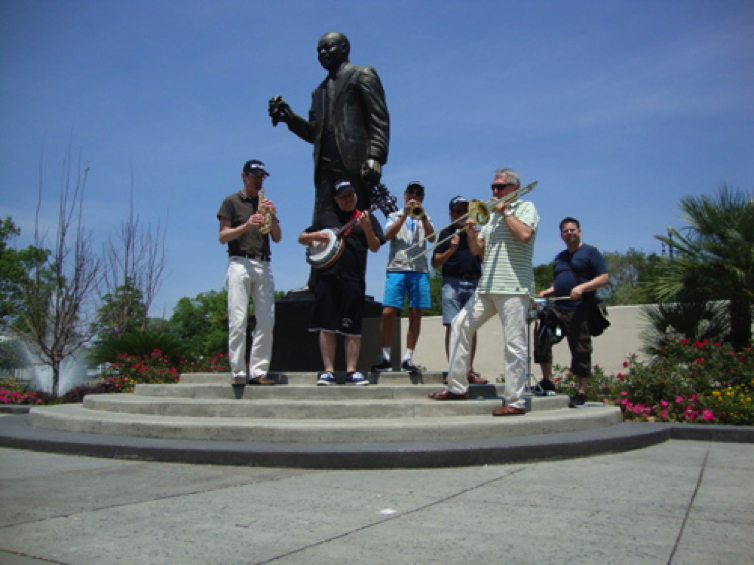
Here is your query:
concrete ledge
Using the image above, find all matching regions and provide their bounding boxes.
[27,404,622,443]
[0,413,660,468]
[0,414,749,469]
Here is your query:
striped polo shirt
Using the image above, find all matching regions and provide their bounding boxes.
[476,199,539,295]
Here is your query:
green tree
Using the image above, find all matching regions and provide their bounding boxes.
[0,217,49,329]
[93,277,148,340]
[603,249,665,305]
[653,185,754,349]
[169,290,229,360]
[533,263,553,294]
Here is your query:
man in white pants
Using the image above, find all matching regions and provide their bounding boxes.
[428,168,539,416]
[217,159,282,385]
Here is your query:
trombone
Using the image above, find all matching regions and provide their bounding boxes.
[403,180,538,260]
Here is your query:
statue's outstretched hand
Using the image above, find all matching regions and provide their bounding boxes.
[268,96,293,126]
[361,159,382,185]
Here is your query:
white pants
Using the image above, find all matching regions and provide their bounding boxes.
[447,293,529,409]
[225,257,275,378]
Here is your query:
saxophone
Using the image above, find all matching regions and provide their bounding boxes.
[257,187,274,235]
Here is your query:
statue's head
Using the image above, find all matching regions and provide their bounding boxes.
[317,31,350,72]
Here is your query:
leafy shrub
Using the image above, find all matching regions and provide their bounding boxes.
[89,332,189,365]
[0,378,52,405]
[99,350,228,394]
[100,349,183,393]
[551,338,753,425]
[60,382,112,404]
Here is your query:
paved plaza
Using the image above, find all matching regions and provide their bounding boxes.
[0,439,752,565]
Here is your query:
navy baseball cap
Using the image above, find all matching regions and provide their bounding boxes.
[449,196,469,210]
[405,181,425,197]
[242,160,269,176]
[334,180,355,197]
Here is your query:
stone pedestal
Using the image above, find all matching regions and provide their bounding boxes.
[270,295,401,373]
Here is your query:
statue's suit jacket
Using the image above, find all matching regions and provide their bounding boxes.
[286,62,390,176]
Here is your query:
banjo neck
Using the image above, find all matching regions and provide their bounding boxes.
[335,204,379,237]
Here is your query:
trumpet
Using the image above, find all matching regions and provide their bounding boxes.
[403,180,538,260]
[408,204,426,219]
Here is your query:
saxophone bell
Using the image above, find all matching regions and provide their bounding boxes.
[258,187,275,234]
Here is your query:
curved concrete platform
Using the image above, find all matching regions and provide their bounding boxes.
[2,413,751,469]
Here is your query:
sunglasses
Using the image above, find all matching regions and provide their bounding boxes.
[491,183,515,192]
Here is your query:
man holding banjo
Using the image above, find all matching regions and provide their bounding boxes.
[297,180,386,386]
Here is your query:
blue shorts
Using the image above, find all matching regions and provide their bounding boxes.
[382,271,431,309]
[441,277,479,325]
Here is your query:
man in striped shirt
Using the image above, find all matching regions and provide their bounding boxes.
[428,168,539,416]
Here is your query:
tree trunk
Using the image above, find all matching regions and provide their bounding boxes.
[728,299,752,350]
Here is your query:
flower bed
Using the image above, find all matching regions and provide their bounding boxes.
[555,338,753,425]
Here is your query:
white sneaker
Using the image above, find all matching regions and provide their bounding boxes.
[345,371,369,386]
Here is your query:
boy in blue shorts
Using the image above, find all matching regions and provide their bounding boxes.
[371,182,435,373]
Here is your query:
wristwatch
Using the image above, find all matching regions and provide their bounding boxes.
[504,210,515,218]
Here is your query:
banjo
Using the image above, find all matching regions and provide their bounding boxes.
[306,184,398,269]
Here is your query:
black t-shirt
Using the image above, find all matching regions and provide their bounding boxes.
[434,227,482,278]
[552,243,607,310]
[217,191,270,257]
[305,208,386,281]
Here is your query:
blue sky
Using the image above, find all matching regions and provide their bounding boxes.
[1,0,752,317]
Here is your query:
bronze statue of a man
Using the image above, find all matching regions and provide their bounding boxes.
[269,31,390,223]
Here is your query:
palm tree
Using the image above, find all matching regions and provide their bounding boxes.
[653,185,754,349]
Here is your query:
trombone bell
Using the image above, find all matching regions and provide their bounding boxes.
[468,200,490,225]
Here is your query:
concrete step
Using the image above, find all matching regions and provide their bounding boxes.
[28,403,622,443]
[132,382,516,402]
[179,371,455,386]
[82,393,566,419]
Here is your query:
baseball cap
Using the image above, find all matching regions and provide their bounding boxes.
[449,196,469,210]
[334,180,355,197]
[405,181,425,198]
[242,160,269,176]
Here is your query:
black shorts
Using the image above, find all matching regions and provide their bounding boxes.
[309,275,365,336]
[533,307,593,378]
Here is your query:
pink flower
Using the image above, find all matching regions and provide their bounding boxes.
[702,410,715,421]
[620,391,628,396]
[622,361,629,368]
[689,394,697,401]
[660,410,669,418]
[675,396,684,404]
[660,400,669,408]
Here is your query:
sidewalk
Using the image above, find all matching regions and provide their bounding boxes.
[1,439,752,565]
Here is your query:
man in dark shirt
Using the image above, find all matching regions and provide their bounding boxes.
[217,160,282,386]
[535,217,609,408]
[298,180,386,386]
[431,196,486,384]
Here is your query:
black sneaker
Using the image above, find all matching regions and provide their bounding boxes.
[569,393,588,408]
[370,357,392,372]
[531,379,557,396]
[401,359,420,373]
